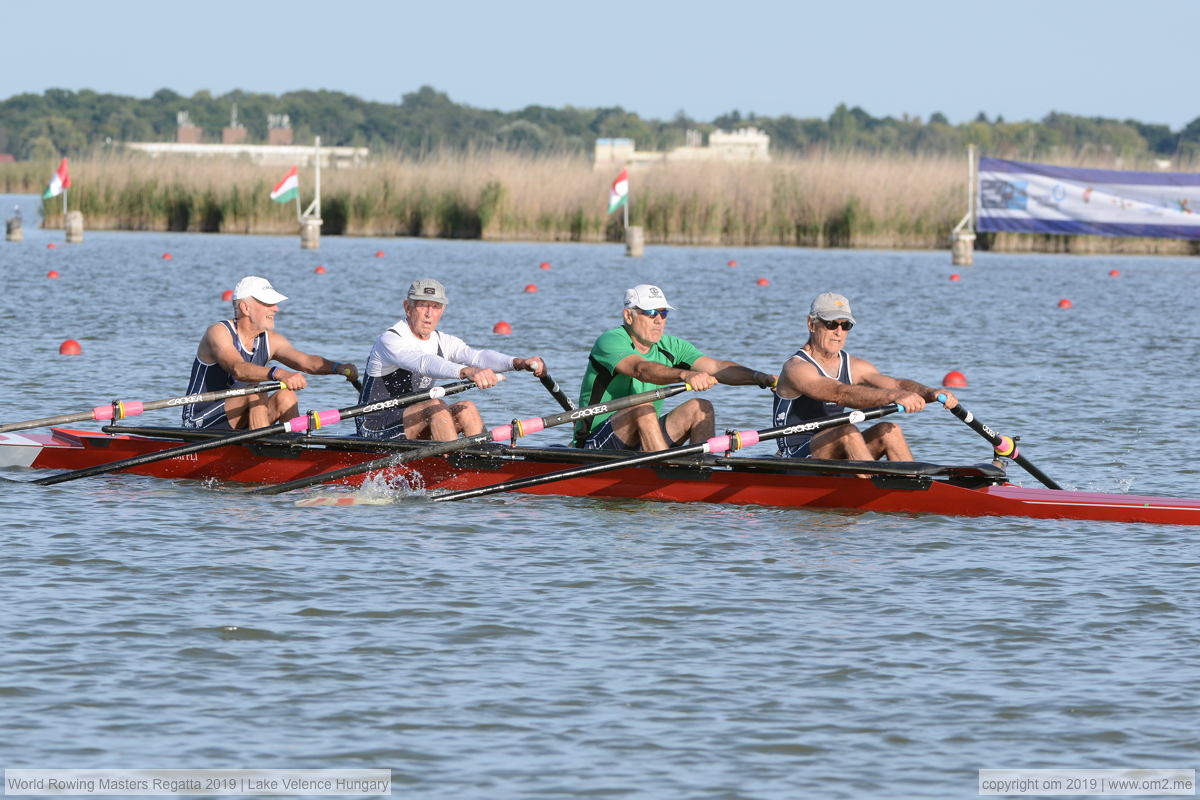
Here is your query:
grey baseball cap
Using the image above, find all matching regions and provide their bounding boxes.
[809,292,855,323]
[407,278,448,305]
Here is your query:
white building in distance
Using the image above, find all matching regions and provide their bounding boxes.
[594,128,770,169]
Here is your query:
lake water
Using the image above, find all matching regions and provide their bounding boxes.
[1,193,1198,798]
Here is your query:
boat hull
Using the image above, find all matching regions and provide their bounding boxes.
[3,428,1200,525]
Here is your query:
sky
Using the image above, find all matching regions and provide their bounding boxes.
[3,0,1198,129]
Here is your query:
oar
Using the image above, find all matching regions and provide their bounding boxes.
[936,394,1061,490]
[538,371,577,411]
[332,363,363,393]
[433,403,903,503]
[251,383,691,497]
[0,382,288,434]
[31,380,476,487]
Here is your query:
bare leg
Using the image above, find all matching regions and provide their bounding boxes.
[448,400,484,436]
[403,399,457,441]
[862,421,912,461]
[608,403,668,451]
[808,424,874,460]
[663,398,715,445]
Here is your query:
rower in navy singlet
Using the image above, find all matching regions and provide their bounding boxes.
[771,292,956,461]
[183,320,271,428]
[773,349,852,458]
[182,276,359,431]
[356,278,547,441]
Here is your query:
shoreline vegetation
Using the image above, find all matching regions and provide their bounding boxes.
[4,152,1199,255]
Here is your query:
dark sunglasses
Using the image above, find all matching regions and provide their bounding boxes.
[816,318,853,331]
[636,308,670,319]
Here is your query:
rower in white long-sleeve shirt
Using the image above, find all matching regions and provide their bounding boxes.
[356,278,547,441]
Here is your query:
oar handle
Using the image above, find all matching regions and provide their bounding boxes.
[935,394,1062,491]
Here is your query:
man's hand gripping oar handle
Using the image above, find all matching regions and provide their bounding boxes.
[936,394,1062,491]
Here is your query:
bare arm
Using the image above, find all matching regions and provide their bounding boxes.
[616,353,718,390]
[692,355,777,389]
[270,333,359,389]
[778,356,925,412]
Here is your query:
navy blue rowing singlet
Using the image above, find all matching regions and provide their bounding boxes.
[181,320,270,429]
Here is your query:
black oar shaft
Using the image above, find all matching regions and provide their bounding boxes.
[255,384,689,497]
[32,380,476,487]
[0,382,285,434]
[538,372,576,412]
[433,404,901,503]
[941,399,1061,491]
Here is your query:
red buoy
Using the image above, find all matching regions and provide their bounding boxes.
[162,252,172,260]
[314,265,326,274]
[47,270,59,279]
[374,251,385,258]
[756,277,770,286]
[950,273,961,282]
[1109,269,1120,277]
[539,262,551,270]
[59,339,82,356]
[493,321,512,335]
[47,243,56,250]
[1058,298,1073,309]
[942,370,968,388]
[221,289,234,301]
[524,284,538,293]
[728,260,738,267]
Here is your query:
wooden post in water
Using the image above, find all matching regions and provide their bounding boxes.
[5,208,22,242]
[65,211,84,244]
[950,144,976,266]
[300,220,320,249]
[625,225,644,257]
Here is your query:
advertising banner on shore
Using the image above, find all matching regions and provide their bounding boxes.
[977,157,1200,239]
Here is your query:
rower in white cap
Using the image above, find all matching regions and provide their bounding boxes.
[574,284,776,452]
[182,276,359,430]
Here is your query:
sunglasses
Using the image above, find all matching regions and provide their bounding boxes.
[816,318,854,331]
[636,308,670,319]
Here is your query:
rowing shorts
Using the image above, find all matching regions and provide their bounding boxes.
[776,438,815,459]
[581,415,681,451]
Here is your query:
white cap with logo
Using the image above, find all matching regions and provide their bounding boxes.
[233,276,288,305]
[809,292,855,324]
[623,284,675,311]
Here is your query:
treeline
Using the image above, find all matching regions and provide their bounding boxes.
[1,86,1198,163]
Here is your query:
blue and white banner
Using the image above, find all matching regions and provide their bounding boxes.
[977,157,1200,239]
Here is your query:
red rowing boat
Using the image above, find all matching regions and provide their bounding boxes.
[2,425,1199,525]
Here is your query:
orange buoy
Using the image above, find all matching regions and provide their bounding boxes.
[756,277,770,286]
[47,243,56,249]
[524,284,538,293]
[950,273,961,282]
[1109,269,1120,277]
[162,252,172,260]
[942,370,968,388]
[493,321,512,335]
[59,339,82,356]
[221,289,234,301]
[728,260,738,267]
[539,262,551,270]
[374,250,385,258]
[47,270,59,279]
[314,265,326,274]
[1058,298,1073,309]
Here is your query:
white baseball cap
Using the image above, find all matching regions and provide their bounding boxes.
[809,292,855,324]
[233,276,288,305]
[623,284,674,311]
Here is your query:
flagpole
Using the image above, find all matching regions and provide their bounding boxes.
[623,169,629,231]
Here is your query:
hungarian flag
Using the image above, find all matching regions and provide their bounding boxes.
[43,158,70,199]
[607,168,629,214]
[270,166,299,204]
